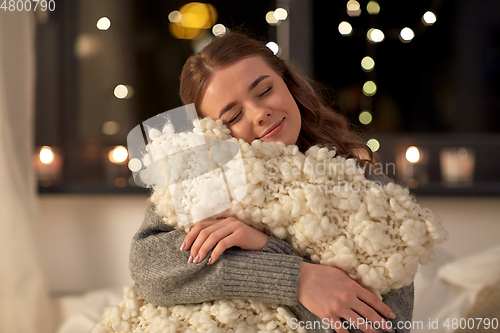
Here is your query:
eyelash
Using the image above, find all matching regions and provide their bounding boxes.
[227,86,273,124]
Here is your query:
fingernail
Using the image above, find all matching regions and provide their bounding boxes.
[187,255,193,264]
[193,255,200,264]
[179,242,186,251]
[207,257,212,265]
[389,311,396,319]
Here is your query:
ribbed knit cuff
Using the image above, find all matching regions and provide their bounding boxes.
[220,249,303,306]
[262,236,302,256]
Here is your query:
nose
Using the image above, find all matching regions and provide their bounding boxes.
[255,107,272,126]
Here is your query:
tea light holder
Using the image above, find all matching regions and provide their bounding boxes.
[396,145,429,189]
[440,147,475,187]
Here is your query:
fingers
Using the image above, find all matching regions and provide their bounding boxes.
[181,219,225,252]
[351,302,393,332]
[207,233,241,264]
[357,288,395,321]
[190,225,234,264]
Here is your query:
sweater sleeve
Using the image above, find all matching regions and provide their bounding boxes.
[129,203,304,308]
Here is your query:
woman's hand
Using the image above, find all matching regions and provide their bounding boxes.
[298,262,395,333]
[180,217,269,265]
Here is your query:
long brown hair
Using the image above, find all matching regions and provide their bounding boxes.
[179,31,374,165]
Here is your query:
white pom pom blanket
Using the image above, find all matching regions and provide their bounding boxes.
[93,117,447,333]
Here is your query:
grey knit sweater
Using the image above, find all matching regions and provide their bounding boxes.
[129,173,414,333]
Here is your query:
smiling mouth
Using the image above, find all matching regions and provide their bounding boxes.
[260,118,285,138]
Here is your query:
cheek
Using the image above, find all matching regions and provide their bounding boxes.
[229,123,251,141]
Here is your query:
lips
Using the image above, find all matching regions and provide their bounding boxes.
[260,118,284,138]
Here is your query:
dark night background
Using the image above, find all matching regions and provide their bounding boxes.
[35,0,500,194]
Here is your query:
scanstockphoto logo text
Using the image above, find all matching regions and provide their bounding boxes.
[265,158,394,193]
[1,0,55,12]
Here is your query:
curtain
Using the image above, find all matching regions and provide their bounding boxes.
[0,10,56,333]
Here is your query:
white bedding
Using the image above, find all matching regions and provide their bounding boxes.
[55,245,500,333]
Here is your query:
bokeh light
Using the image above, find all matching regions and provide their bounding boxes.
[366,1,380,15]
[40,146,54,164]
[169,2,217,40]
[359,111,373,125]
[347,0,361,17]
[102,121,120,135]
[362,81,377,96]
[361,56,375,72]
[97,17,111,30]
[406,146,420,163]
[367,28,385,43]
[109,146,128,164]
[338,21,353,36]
[400,27,415,42]
[422,11,437,25]
[274,8,288,21]
[266,11,278,25]
[266,42,279,55]
[212,23,226,36]
[367,139,380,152]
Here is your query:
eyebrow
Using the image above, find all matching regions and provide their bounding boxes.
[219,75,270,118]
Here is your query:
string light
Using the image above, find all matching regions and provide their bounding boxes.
[266,42,279,55]
[400,27,415,43]
[359,111,373,125]
[367,139,380,152]
[422,11,437,25]
[363,81,377,96]
[361,56,375,72]
[274,8,288,21]
[266,11,278,25]
[367,28,384,43]
[366,1,380,15]
[347,0,361,17]
[338,21,353,36]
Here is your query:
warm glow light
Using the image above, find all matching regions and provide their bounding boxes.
[114,85,128,99]
[361,56,375,71]
[406,146,420,163]
[169,2,218,40]
[347,0,361,17]
[102,121,120,135]
[367,139,380,152]
[363,81,377,96]
[40,146,54,164]
[422,11,437,25]
[212,23,226,36]
[338,21,353,36]
[266,11,278,25]
[366,1,380,15]
[97,17,111,30]
[367,28,384,43]
[359,111,373,125]
[266,42,279,55]
[109,146,128,164]
[274,8,288,21]
[168,10,182,23]
[400,27,415,42]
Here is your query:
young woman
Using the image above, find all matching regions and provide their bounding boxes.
[130,31,414,333]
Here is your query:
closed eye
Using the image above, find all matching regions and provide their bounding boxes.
[228,110,242,124]
[258,86,272,97]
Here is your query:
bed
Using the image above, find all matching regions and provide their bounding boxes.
[54,245,500,333]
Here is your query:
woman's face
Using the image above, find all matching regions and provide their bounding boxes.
[199,56,301,146]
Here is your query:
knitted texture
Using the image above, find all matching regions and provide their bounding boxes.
[93,117,446,332]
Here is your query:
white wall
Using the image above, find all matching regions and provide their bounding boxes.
[38,194,149,294]
[38,194,500,294]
